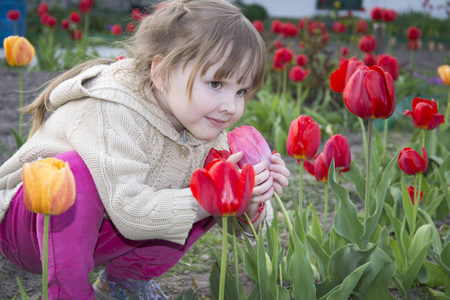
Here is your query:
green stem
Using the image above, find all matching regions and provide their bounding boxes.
[19,67,23,139]
[273,191,293,236]
[282,67,287,101]
[358,118,368,169]
[219,216,228,300]
[446,87,450,124]
[411,175,418,234]
[409,50,414,69]
[231,225,240,297]
[243,213,258,243]
[428,249,450,275]
[383,119,388,154]
[412,173,423,234]
[296,82,302,115]
[323,182,329,232]
[43,214,50,300]
[364,119,373,222]
[299,159,304,214]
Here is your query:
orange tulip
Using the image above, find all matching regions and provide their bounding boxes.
[3,35,35,67]
[22,157,76,215]
[437,64,450,86]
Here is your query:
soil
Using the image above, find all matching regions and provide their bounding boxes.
[0,45,449,300]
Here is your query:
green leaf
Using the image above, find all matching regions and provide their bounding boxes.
[289,231,316,300]
[401,180,415,233]
[11,128,26,148]
[343,161,366,200]
[209,262,248,300]
[424,261,447,288]
[319,262,371,300]
[307,234,330,279]
[401,239,434,293]
[428,286,450,299]
[409,224,434,259]
[309,207,324,245]
[328,161,364,248]
[418,209,443,253]
[315,278,335,299]
[435,155,450,211]
[256,228,271,300]
[16,277,29,300]
[362,151,399,243]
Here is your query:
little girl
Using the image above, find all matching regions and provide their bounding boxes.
[0,0,290,299]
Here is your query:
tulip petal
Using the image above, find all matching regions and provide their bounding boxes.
[365,67,394,119]
[236,164,254,216]
[12,37,35,66]
[3,36,20,67]
[46,164,76,215]
[190,168,221,216]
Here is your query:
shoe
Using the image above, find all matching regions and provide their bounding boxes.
[93,270,169,300]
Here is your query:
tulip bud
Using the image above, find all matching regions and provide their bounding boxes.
[228,126,272,168]
[3,36,35,67]
[287,115,321,161]
[22,157,76,215]
[323,135,351,172]
[403,97,444,130]
[437,65,450,86]
[398,147,428,176]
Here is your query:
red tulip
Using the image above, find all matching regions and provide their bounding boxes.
[299,18,309,30]
[370,6,385,21]
[190,159,254,217]
[407,26,421,40]
[295,54,308,66]
[407,186,423,205]
[304,153,329,182]
[227,125,272,168]
[69,12,81,24]
[111,24,122,36]
[356,20,368,34]
[343,65,396,119]
[79,0,94,14]
[289,66,310,82]
[359,35,376,52]
[287,115,321,161]
[398,147,428,175]
[131,8,142,21]
[7,10,20,21]
[253,20,264,34]
[408,40,419,51]
[376,54,399,81]
[61,19,70,30]
[403,97,445,130]
[341,46,349,57]
[332,22,346,34]
[281,22,299,37]
[363,52,376,66]
[271,20,283,33]
[273,47,293,71]
[126,22,136,33]
[329,56,364,93]
[71,29,82,41]
[323,134,351,172]
[37,2,49,16]
[204,148,231,168]
[383,9,398,22]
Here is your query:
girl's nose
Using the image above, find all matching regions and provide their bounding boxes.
[219,94,236,114]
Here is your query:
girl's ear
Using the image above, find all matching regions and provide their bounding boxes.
[151,54,166,91]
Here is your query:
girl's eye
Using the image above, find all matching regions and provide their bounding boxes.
[237,89,247,96]
[209,81,222,89]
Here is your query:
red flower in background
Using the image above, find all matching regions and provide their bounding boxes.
[408,40,419,51]
[7,10,20,21]
[271,19,283,33]
[126,23,136,33]
[274,40,283,49]
[398,147,428,175]
[131,8,142,20]
[323,135,351,172]
[69,12,81,24]
[356,20,368,34]
[252,20,264,34]
[41,14,57,27]
[403,97,445,130]
[370,6,385,21]
[383,9,398,22]
[343,65,396,119]
[71,29,82,41]
[37,2,49,16]
[289,66,310,82]
[341,46,349,57]
[227,125,272,168]
[190,159,254,217]
[111,24,122,36]
[273,47,293,71]
[295,54,308,66]
[408,186,423,205]
[408,26,422,40]
[281,22,299,37]
[287,115,321,161]
[376,54,399,81]
[299,18,309,30]
[61,19,70,30]
[332,22,346,34]
[359,35,376,52]
[329,56,364,93]
[363,52,376,66]
[204,148,231,168]
[79,0,94,14]
[304,153,329,182]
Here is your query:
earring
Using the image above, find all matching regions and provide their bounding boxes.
[160,86,164,94]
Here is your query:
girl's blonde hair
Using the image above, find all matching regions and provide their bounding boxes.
[25,0,267,136]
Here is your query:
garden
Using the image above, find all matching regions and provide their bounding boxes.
[1,0,450,299]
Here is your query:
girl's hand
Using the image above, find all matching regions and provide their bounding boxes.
[269,152,290,195]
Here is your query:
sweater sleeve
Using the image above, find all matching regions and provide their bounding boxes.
[65,99,199,244]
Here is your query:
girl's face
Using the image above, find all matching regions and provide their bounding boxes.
[157,54,252,141]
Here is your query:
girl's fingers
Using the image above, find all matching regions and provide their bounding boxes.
[251,187,274,204]
[271,171,289,188]
[252,175,273,197]
[255,168,270,186]
[227,151,243,165]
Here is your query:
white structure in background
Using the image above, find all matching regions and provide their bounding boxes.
[240,0,449,19]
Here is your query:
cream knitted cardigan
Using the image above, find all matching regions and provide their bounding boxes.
[0,59,273,245]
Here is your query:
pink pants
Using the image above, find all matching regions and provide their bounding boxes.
[0,151,215,299]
